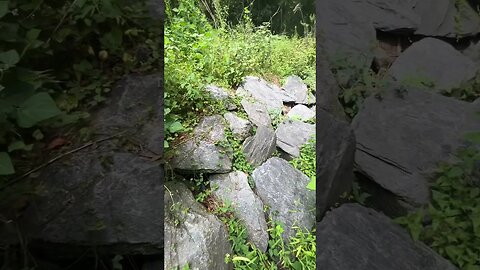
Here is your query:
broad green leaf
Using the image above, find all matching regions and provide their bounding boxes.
[306,176,315,190]
[232,256,251,262]
[16,93,62,128]
[168,121,184,133]
[447,166,463,178]
[0,50,20,66]
[0,152,14,175]
[26,28,41,42]
[0,1,8,18]
[464,132,480,144]
[8,141,33,152]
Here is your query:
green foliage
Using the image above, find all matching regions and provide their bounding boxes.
[396,138,480,269]
[164,0,314,146]
[225,129,253,175]
[289,139,316,190]
[0,0,161,175]
[330,54,388,118]
[213,201,316,269]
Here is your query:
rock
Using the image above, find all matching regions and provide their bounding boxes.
[205,85,237,110]
[17,150,163,256]
[287,104,315,122]
[317,203,458,270]
[352,87,480,212]
[317,0,376,83]
[463,40,480,65]
[252,157,315,241]
[205,85,230,100]
[316,56,347,120]
[282,76,314,105]
[242,126,276,167]
[224,112,252,141]
[164,182,232,270]
[388,38,478,92]
[276,120,315,157]
[240,99,272,127]
[171,115,233,174]
[92,74,162,154]
[10,74,163,257]
[361,0,419,32]
[317,110,355,217]
[210,171,269,252]
[414,0,480,38]
[238,76,286,110]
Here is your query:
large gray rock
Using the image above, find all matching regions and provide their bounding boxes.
[360,0,419,32]
[352,87,480,212]
[317,110,355,217]
[224,112,252,141]
[317,0,377,83]
[413,0,480,38]
[92,74,162,154]
[317,203,458,270]
[165,181,232,270]
[252,157,315,241]
[170,115,233,174]
[237,76,288,110]
[242,126,276,167]
[17,150,164,256]
[276,120,315,157]
[10,74,163,256]
[240,99,272,127]
[282,76,314,105]
[388,38,478,92]
[205,85,230,100]
[210,171,269,252]
[287,104,315,122]
[463,40,480,65]
[206,85,237,110]
[317,56,348,120]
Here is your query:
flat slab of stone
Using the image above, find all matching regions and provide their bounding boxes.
[242,126,276,167]
[317,0,377,82]
[210,171,268,252]
[17,146,163,255]
[317,203,458,270]
[317,56,347,120]
[238,76,287,110]
[10,74,163,256]
[413,0,480,38]
[352,87,480,210]
[276,120,315,157]
[388,38,478,92]
[224,112,252,141]
[252,157,315,241]
[92,74,162,153]
[317,110,355,217]
[287,104,315,122]
[241,99,272,127]
[165,181,232,270]
[282,76,314,105]
[170,115,233,174]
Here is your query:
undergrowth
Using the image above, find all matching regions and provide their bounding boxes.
[396,133,480,269]
[0,0,161,176]
[289,139,316,191]
[164,0,315,147]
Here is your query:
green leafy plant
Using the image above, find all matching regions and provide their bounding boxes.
[289,139,316,191]
[0,0,162,175]
[396,135,480,269]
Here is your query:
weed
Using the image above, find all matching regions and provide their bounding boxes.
[396,134,480,269]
